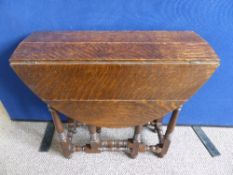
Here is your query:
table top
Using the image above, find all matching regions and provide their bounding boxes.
[9,31,220,127]
[10,31,219,63]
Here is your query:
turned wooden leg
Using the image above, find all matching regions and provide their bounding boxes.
[158,106,182,157]
[153,118,164,144]
[129,125,143,158]
[48,106,72,158]
[86,125,100,153]
[67,118,78,142]
[96,127,101,134]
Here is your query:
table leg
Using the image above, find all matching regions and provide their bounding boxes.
[96,127,101,134]
[154,118,164,144]
[158,106,182,157]
[86,125,100,153]
[129,125,143,158]
[67,118,78,142]
[48,106,72,158]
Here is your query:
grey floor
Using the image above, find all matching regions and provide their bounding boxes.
[0,103,233,175]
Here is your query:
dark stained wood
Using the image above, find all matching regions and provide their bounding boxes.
[23,31,205,43]
[11,31,218,62]
[10,64,217,101]
[48,106,72,158]
[48,100,182,127]
[10,42,218,61]
[158,106,182,157]
[10,31,220,128]
[9,31,220,158]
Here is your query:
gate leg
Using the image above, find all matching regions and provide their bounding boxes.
[96,127,101,134]
[154,118,164,144]
[158,106,182,157]
[67,118,78,142]
[129,125,143,158]
[86,125,100,153]
[48,105,72,158]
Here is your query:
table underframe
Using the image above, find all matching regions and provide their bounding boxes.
[48,105,182,159]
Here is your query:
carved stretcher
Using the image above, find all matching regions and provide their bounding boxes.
[10,31,219,158]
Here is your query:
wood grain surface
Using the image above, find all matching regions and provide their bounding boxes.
[10,31,218,62]
[11,64,217,101]
[10,31,220,127]
[48,100,183,127]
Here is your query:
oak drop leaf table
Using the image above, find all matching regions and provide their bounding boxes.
[10,31,220,158]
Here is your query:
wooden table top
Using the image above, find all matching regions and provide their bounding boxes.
[10,31,219,63]
[10,31,220,127]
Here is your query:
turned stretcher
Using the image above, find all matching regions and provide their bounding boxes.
[10,31,219,158]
